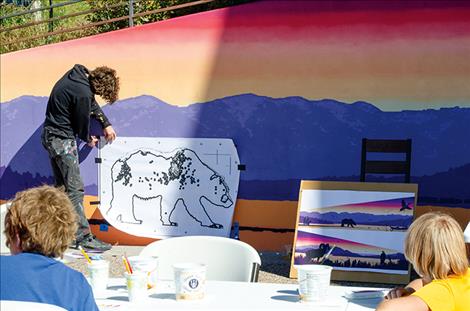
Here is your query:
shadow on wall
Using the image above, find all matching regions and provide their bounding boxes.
[0,123,95,200]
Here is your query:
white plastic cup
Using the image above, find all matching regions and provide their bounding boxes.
[173,263,206,300]
[87,260,109,294]
[296,264,332,302]
[125,272,148,303]
[127,256,159,289]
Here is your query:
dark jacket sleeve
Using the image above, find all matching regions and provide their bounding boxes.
[90,99,111,129]
[73,96,92,142]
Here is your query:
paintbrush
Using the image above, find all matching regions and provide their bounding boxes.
[319,245,336,264]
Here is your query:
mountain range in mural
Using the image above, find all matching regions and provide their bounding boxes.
[294,230,408,271]
[1,94,469,207]
[296,245,406,261]
[299,212,412,228]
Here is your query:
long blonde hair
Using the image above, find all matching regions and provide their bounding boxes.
[405,212,468,280]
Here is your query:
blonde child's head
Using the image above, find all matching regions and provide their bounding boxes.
[4,185,77,258]
[405,212,468,280]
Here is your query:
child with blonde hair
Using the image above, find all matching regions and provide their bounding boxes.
[376,212,469,311]
[0,185,99,311]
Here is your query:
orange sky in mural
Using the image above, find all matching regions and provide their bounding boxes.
[1,1,469,110]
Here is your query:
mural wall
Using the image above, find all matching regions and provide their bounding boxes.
[1,0,469,248]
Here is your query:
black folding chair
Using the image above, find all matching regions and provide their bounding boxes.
[360,138,412,183]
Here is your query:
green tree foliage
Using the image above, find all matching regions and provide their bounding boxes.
[1,0,253,53]
[86,0,253,33]
[1,0,95,53]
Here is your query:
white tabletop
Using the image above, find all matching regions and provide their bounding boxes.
[0,300,67,311]
[95,278,387,311]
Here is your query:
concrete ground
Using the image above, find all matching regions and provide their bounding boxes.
[65,245,396,288]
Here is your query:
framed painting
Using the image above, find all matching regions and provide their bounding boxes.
[290,181,418,284]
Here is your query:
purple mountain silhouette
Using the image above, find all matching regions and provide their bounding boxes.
[297,245,405,260]
[1,94,469,206]
[299,211,412,227]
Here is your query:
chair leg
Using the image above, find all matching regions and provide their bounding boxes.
[251,262,261,282]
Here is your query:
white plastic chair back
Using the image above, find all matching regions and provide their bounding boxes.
[0,300,67,311]
[0,202,11,255]
[140,236,261,282]
[464,222,470,243]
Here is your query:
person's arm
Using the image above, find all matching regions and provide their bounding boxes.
[78,277,99,311]
[90,99,116,142]
[376,295,429,311]
[90,99,111,128]
[380,279,455,311]
[385,278,423,299]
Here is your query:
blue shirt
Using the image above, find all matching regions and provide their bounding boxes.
[0,253,98,311]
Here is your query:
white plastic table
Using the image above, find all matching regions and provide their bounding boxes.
[96,278,388,310]
[0,300,67,311]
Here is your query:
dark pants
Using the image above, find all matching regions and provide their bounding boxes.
[41,129,90,240]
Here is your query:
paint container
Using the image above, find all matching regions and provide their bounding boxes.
[296,264,332,302]
[127,256,159,289]
[173,263,206,300]
[87,260,109,294]
[125,271,148,303]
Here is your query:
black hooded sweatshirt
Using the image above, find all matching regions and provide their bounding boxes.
[43,64,111,142]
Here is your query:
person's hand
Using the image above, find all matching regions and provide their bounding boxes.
[103,125,116,143]
[385,287,415,300]
[88,136,99,148]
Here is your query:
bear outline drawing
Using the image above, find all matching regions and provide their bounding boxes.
[106,148,233,229]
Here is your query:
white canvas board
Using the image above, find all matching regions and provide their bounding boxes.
[98,137,240,238]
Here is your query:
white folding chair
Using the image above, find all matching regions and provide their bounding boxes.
[0,300,67,311]
[139,236,261,282]
[464,222,470,243]
[0,202,11,255]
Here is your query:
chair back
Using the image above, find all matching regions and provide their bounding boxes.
[139,236,261,282]
[0,301,67,311]
[360,138,412,183]
[464,222,470,243]
[1,203,11,255]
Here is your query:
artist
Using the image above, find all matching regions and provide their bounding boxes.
[41,64,119,251]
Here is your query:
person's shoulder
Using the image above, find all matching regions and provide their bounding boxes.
[1,252,41,263]
[0,254,14,265]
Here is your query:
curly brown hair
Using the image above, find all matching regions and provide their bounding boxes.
[89,66,120,103]
[4,185,78,258]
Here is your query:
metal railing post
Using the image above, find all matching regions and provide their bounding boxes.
[128,0,134,27]
[48,0,54,33]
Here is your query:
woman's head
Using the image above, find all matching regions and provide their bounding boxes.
[4,185,77,258]
[89,66,120,103]
[405,212,468,280]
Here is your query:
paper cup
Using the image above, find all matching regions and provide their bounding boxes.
[87,260,109,293]
[125,272,148,303]
[296,264,332,302]
[128,256,159,289]
[173,263,206,300]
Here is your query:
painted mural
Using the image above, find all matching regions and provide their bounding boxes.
[1,1,470,247]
